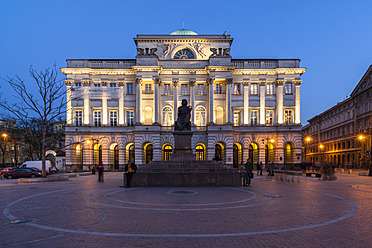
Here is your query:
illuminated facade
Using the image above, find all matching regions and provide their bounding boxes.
[302,65,372,169]
[61,30,306,171]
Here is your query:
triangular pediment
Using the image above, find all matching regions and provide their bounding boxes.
[351,65,372,97]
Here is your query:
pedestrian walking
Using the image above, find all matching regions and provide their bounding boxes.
[244,158,254,186]
[238,163,246,186]
[97,163,104,182]
[257,161,263,176]
[268,161,275,176]
[124,160,137,188]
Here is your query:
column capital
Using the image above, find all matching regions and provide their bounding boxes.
[153,77,160,85]
[135,77,142,85]
[225,78,233,85]
[64,80,73,86]
[118,81,125,87]
[189,80,196,87]
[207,78,215,86]
[259,81,266,86]
[101,81,108,87]
[172,80,179,87]
[276,80,284,86]
[82,80,91,87]
[242,80,250,86]
[294,80,302,86]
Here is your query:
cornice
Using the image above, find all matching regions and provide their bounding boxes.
[60,68,135,75]
[231,68,307,75]
[131,66,163,72]
[160,69,206,75]
[205,66,236,72]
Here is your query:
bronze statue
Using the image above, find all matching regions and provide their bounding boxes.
[175,99,192,131]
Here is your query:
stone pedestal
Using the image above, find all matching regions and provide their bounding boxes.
[170,131,194,161]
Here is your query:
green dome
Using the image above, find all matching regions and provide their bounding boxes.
[170,29,198,35]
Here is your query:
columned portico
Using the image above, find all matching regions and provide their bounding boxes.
[208,78,215,125]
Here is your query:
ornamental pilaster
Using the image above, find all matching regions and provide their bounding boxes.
[189,80,196,125]
[276,80,284,124]
[208,78,215,124]
[173,80,179,123]
[243,79,250,124]
[154,77,159,124]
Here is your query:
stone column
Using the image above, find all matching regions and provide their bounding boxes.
[189,79,195,125]
[65,80,73,125]
[102,97,108,125]
[243,80,250,125]
[259,81,266,125]
[173,80,179,123]
[294,80,302,124]
[83,80,91,125]
[207,78,215,124]
[118,81,125,125]
[135,78,142,125]
[276,80,284,124]
[226,78,233,124]
[154,78,159,124]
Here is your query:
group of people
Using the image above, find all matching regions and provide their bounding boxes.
[94,160,137,187]
[239,159,276,186]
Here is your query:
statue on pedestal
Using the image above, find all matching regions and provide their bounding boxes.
[175,99,192,131]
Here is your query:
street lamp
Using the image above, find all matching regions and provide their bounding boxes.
[1,133,7,166]
[304,136,311,163]
[319,144,324,164]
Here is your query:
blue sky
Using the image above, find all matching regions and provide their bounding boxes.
[1,0,372,124]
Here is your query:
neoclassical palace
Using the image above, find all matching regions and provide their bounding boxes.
[61,29,306,171]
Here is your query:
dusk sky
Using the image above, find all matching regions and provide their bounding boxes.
[1,0,372,125]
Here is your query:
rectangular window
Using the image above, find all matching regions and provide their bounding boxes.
[216,83,223,94]
[234,83,241,94]
[266,110,274,126]
[75,83,81,87]
[284,82,292,94]
[285,110,293,125]
[127,111,134,126]
[109,110,117,126]
[93,111,101,126]
[234,111,241,126]
[126,83,134,95]
[251,111,258,126]
[197,84,204,95]
[266,84,274,95]
[164,83,171,95]
[366,102,370,112]
[94,83,101,87]
[110,83,117,88]
[145,84,152,94]
[250,83,258,95]
[181,84,188,95]
[75,110,82,126]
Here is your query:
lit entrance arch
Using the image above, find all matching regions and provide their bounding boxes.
[284,142,295,165]
[162,143,173,161]
[94,143,102,166]
[249,143,259,165]
[72,144,83,171]
[109,143,119,170]
[215,142,225,162]
[144,143,153,164]
[195,143,205,161]
[125,143,135,164]
[265,142,274,164]
[233,143,242,168]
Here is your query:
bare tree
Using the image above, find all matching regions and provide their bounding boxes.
[0,66,66,177]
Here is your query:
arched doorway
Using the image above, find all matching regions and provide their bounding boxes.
[233,143,242,168]
[249,143,259,165]
[196,143,205,161]
[215,143,225,162]
[125,143,135,164]
[265,143,274,164]
[144,143,153,164]
[284,142,294,165]
[109,143,119,170]
[94,144,102,166]
[73,143,83,171]
[162,144,173,161]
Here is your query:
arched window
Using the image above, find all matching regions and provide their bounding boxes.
[284,142,294,165]
[215,143,225,162]
[162,144,173,161]
[195,106,206,126]
[126,143,135,164]
[265,143,274,164]
[249,143,259,165]
[173,49,195,59]
[233,143,242,168]
[162,107,173,126]
[144,143,153,164]
[94,144,102,165]
[196,143,205,161]
[109,144,119,170]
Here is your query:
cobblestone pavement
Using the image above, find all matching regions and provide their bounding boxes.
[0,172,371,248]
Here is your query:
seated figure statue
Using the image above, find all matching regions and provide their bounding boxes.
[175,99,192,131]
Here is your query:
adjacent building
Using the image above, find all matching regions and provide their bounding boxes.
[61,29,306,172]
[302,65,372,169]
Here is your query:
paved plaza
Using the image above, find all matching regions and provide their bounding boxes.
[0,172,371,248]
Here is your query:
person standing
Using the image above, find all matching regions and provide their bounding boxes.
[244,158,253,186]
[124,160,137,188]
[257,161,263,176]
[97,163,104,182]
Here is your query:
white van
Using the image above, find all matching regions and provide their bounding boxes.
[19,161,54,173]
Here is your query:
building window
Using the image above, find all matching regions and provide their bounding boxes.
[215,83,223,94]
[173,49,195,59]
[164,83,171,95]
[234,83,241,94]
[94,83,100,87]
[251,111,258,126]
[233,111,241,126]
[284,82,293,94]
[266,84,274,95]
[145,84,152,94]
[127,83,134,95]
[285,110,293,125]
[162,107,173,126]
[75,82,81,87]
[181,84,188,95]
[110,83,117,87]
[75,110,82,126]
[197,84,204,95]
[110,110,117,126]
[93,111,101,126]
[195,106,206,126]
[366,102,370,112]
[250,83,258,95]
[266,110,274,126]
[126,111,134,126]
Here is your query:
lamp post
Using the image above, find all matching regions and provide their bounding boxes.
[304,136,311,163]
[319,144,324,165]
[2,133,7,166]
[358,134,366,169]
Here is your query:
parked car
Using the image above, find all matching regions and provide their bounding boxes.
[0,167,17,178]
[24,167,42,173]
[2,168,42,179]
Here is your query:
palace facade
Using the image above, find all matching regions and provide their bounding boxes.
[302,65,372,169]
[61,29,306,171]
